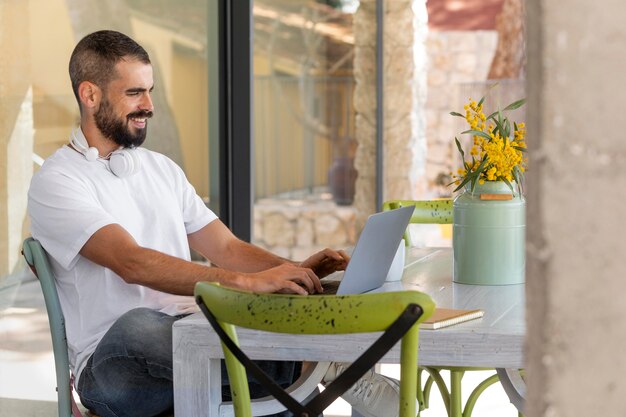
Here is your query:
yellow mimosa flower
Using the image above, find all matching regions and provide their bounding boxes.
[451,95,527,192]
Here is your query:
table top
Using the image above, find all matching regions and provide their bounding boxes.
[174,247,525,369]
[398,247,525,368]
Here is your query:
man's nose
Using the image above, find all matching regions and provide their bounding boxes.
[141,92,154,112]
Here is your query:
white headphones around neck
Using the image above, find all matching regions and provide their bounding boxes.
[70,128,141,178]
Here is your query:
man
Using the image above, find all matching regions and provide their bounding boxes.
[28,30,400,417]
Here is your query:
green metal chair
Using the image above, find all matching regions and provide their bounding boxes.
[195,281,435,417]
[382,200,522,417]
[22,237,84,417]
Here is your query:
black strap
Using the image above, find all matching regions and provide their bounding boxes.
[197,296,423,417]
[198,297,309,415]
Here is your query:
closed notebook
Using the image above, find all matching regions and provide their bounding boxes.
[420,308,484,330]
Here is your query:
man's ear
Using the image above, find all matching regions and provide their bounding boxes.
[78,81,102,110]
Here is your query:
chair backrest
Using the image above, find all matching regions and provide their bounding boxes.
[383,199,453,246]
[195,281,435,417]
[22,237,78,417]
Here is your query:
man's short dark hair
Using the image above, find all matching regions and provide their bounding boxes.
[69,30,151,103]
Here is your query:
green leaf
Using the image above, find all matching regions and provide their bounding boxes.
[470,176,478,192]
[503,98,527,111]
[476,156,489,172]
[515,169,525,195]
[512,166,523,195]
[454,137,465,161]
[469,158,489,193]
[486,111,499,121]
[453,155,489,193]
[502,177,515,194]
[491,118,506,137]
[461,129,492,140]
[512,165,521,183]
[477,95,486,107]
[485,97,526,121]
[453,172,475,192]
[512,146,528,152]
[450,111,465,117]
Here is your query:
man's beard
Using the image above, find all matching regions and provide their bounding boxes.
[94,98,153,148]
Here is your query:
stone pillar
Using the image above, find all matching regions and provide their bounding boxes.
[526,0,626,415]
[0,1,33,278]
[353,0,428,229]
[488,0,526,80]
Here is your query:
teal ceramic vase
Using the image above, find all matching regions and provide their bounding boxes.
[452,181,525,285]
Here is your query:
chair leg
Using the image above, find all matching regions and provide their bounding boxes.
[462,373,499,417]
[419,368,521,417]
[421,367,451,417]
[423,376,435,409]
[417,368,426,411]
[417,367,436,411]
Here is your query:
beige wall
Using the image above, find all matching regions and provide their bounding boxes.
[29,0,76,158]
[253,77,334,198]
[172,49,210,199]
[526,0,626,415]
[0,1,33,278]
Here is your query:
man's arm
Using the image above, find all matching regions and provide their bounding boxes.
[188,220,350,279]
[187,220,291,273]
[79,222,321,296]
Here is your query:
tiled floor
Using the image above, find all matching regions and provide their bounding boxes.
[0,275,62,417]
[1,276,521,417]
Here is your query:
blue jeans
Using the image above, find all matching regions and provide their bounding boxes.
[76,308,299,417]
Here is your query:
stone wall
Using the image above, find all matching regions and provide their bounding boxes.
[253,196,356,260]
[425,30,498,197]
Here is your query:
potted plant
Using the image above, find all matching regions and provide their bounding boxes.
[449,92,527,285]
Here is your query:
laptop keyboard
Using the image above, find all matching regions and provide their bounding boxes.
[317,279,341,295]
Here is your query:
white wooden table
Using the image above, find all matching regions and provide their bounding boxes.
[173,247,525,417]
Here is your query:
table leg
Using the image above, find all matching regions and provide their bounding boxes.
[449,370,464,417]
[495,368,525,414]
[208,359,223,417]
[173,341,222,417]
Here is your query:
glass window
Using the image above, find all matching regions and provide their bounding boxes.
[252,0,365,259]
[0,0,214,286]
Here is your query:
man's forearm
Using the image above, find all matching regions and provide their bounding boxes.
[213,238,295,273]
[115,246,244,295]
[81,223,319,296]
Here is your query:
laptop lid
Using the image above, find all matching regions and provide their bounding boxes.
[336,205,414,295]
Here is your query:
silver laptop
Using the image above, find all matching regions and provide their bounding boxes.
[327,205,413,295]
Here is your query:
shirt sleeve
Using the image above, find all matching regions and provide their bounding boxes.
[28,170,116,270]
[170,159,218,234]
